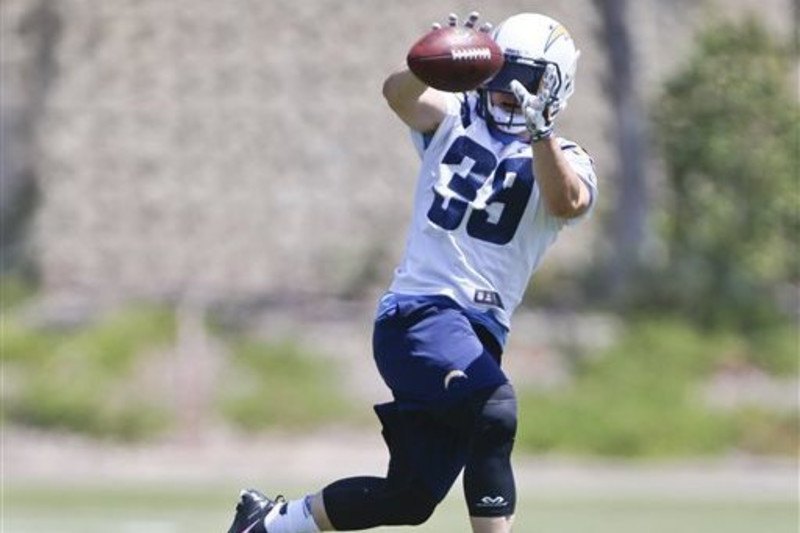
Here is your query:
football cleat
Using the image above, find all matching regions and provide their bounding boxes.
[227,488,285,533]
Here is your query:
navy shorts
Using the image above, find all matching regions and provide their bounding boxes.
[372,293,508,409]
[371,293,509,500]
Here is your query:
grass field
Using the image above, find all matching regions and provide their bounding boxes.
[3,482,797,533]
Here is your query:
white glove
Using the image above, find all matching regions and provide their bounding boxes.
[510,64,559,142]
[431,11,493,32]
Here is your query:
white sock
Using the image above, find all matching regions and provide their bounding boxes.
[263,496,321,533]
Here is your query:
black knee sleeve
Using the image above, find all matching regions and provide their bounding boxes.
[322,476,438,529]
[464,383,518,517]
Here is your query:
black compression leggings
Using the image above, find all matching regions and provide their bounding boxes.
[321,383,517,529]
[322,476,438,529]
[463,382,517,517]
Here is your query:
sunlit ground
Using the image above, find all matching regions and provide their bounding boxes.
[4,482,797,533]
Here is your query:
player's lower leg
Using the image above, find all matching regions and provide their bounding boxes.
[463,384,518,533]
[263,495,322,533]
[226,478,440,532]
[470,515,515,533]
[308,492,334,530]
[321,475,439,529]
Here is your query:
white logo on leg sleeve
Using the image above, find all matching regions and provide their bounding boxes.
[476,495,509,508]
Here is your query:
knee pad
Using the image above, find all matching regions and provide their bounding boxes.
[476,382,518,445]
[464,383,518,517]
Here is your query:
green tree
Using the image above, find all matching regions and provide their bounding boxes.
[652,16,799,329]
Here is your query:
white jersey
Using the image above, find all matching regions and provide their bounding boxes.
[389,92,598,330]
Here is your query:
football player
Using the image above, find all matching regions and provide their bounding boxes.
[226,11,597,533]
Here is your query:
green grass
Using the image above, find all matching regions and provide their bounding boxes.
[3,483,797,533]
[516,318,799,458]
[2,305,177,440]
[215,338,362,431]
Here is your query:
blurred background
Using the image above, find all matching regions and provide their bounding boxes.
[1,0,798,531]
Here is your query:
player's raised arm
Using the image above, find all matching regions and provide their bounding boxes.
[511,66,591,219]
[382,66,448,134]
[531,136,592,219]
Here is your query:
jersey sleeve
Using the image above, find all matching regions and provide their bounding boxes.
[410,92,466,158]
[556,139,599,226]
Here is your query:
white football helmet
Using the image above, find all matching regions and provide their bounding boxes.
[479,13,581,135]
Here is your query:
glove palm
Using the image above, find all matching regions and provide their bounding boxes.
[510,64,559,141]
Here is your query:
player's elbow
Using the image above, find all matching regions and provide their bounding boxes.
[546,194,590,219]
[382,79,410,120]
[382,74,443,133]
[382,72,410,110]
[546,179,592,219]
[382,76,398,105]
[382,82,414,125]
[382,69,429,110]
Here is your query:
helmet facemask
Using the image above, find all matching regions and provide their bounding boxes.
[479,55,560,135]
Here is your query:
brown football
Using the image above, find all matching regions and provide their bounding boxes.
[406,27,504,92]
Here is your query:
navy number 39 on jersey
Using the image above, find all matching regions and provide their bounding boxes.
[427,135,534,245]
